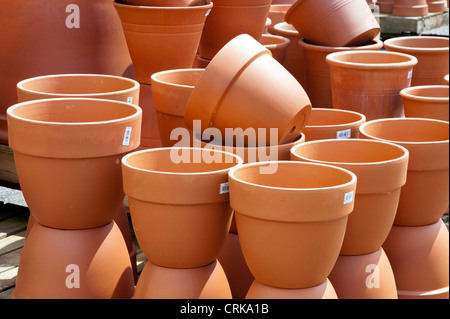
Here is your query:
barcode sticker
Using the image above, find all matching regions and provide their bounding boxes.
[408,70,413,79]
[123,127,132,146]
[344,191,354,205]
[220,182,229,194]
[336,129,351,139]
[205,9,211,16]
[127,97,133,104]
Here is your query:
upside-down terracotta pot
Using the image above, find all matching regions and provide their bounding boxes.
[197,0,272,60]
[359,118,449,226]
[299,38,383,108]
[7,98,142,229]
[122,147,242,268]
[229,161,357,288]
[185,34,312,146]
[427,0,448,11]
[392,0,429,16]
[259,34,291,65]
[291,139,409,256]
[383,36,449,86]
[246,279,338,299]
[377,0,395,12]
[382,220,449,299]
[285,0,380,47]
[13,221,135,299]
[326,50,418,120]
[302,108,366,141]
[400,85,449,121]
[267,4,291,34]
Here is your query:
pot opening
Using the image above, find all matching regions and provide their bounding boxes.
[152,69,204,88]
[332,51,413,65]
[402,86,449,99]
[386,37,449,50]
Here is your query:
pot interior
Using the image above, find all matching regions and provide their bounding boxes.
[306,109,363,126]
[332,51,413,65]
[152,69,204,87]
[403,86,449,99]
[387,37,449,49]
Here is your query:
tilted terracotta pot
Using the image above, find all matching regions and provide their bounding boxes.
[359,118,449,226]
[185,34,312,146]
[326,50,418,120]
[392,0,429,16]
[259,34,291,66]
[7,98,142,229]
[291,139,409,256]
[285,0,380,47]
[246,279,338,299]
[302,108,366,141]
[122,147,242,268]
[400,85,449,121]
[383,36,449,86]
[427,0,448,11]
[267,4,292,34]
[229,161,357,288]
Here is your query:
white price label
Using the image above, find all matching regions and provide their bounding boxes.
[408,70,413,79]
[127,97,133,104]
[344,191,354,205]
[220,182,229,194]
[336,129,351,139]
[123,127,132,146]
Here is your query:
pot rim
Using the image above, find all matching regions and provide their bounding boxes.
[151,68,205,89]
[260,34,291,49]
[383,36,450,53]
[273,22,300,36]
[326,50,418,70]
[299,38,383,52]
[305,108,366,129]
[400,85,449,102]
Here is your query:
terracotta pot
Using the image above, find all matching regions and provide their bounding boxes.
[427,0,448,11]
[299,38,383,108]
[197,0,272,60]
[328,248,398,299]
[302,108,366,141]
[122,0,208,6]
[229,161,357,288]
[378,0,395,12]
[13,221,135,299]
[138,84,162,149]
[382,220,449,299]
[259,34,291,66]
[150,68,204,147]
[383,36,449,86]
[134,259,232,299]
[113,1,212,84]
[121,147,242,268]
[7,98,142,229]
[246,279,338,299]
[271,0,295,3]
[291,139,409,255]
[285,0,380,47]
[326,50,418,120]
[185,34,312,146]
[267,4,291,34]
[359,118,449,226]
[400,85,449,121]
[392,0,429,16]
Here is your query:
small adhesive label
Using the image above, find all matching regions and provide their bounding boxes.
[408,70,413,79]
[205,9,211,16]
[336,129,351,139]
[127,97,133,104]
[123,127,132,146]
[344,191,354,205]
[220,182,229,194]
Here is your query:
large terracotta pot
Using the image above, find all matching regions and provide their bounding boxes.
[383,36,449,86]
[184,34,312,146]
[197,0,272,60]
[0,0,133,145]
[121,147,242,268]
[291,139,409,255]
[285,0,380,47]
[427,0,448,11]
[400,85,449,121]
[299,39,383,108]
[229,161,357,288]
[259,34,291,66]
[392,0,429,16]
[359,118,449,226]
[7,98,142,229]
[326,50,418,120]
[246,279,338,299]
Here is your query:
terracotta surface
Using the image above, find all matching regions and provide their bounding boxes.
[400,85,449,121]
[229,161,357,288]
[7,98,142,229]
[359,118,449,226]
[383,36,449,86]
[192,55,212,68]
[246,279,338,299]
[377,0,395,12]
[267,4,291,34]
[427,0,448,11]
[326,50,418,120]
[122,0,208,6]
[392,0,429,16]
[259,34,291,65]
[285,0,380,47]
[138,84,162,149]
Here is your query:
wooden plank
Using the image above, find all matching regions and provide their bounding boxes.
[0,211,29,240]
[0,245,21,275]
[0,231,26,257]
[0,144,19,186]
[0,266,19,293]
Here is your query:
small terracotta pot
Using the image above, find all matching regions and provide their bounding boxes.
[246,279,338,299]
[302,108,366,141]
[7,98,142,229]
[184,34,312,146]
[197,0,272,60]
[121,147,242,268]
[259,34,291,66]
[377,0,395,12]
[150,68,204,147]
[392,0,429,16]
[328,248,398,299]
[229,161,357,288]
[326,50,418,120]
[382,220,449,299]
[285,0,380,47]
[400,85,449,121]
[122,0,208,6]
[134,259,232,299]
[359,118,449,226]
[291,139,409,256]
[267,4,292,34]
[13,221,135,299]
[427,0,448,11]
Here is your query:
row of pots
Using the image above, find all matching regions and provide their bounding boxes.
[374,0,449,16]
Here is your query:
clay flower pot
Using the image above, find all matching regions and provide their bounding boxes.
[267,4,292,34]
[7,98,142,229]
[383,36,449,86]
[285,0,380,47]
[400,85,449,121]
[326,50,418,120]
[302,108,366,142]
[246,279,338,299]
[13,221,135,299]
[122,0,208,6]
[229,161,357,288]
[378,0,395,12]
[299,38,383,108]
[113,1,212,84]
[197,0,272,60]
[184,34,312,146]
[150,68,204,147]
[392,0,429,16]
[259,34,291,66]
[291,139,409,255]
[121,147,243,268]
[359,118,449,226]
[427,0,448,11]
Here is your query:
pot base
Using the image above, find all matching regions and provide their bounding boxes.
[245,279,338,299]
